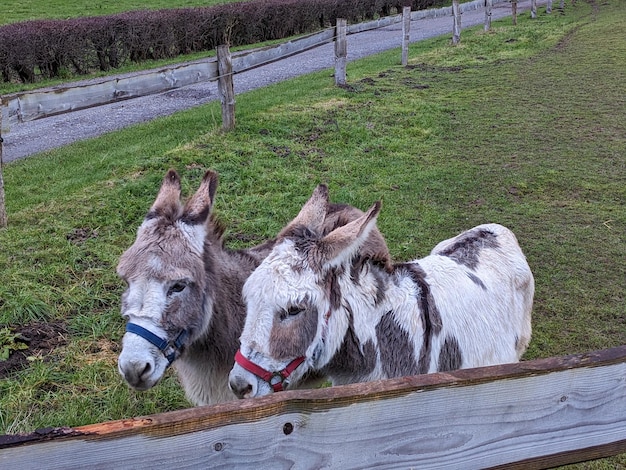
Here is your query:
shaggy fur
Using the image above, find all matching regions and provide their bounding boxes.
[230,192,534,399]
[117,171,391,405]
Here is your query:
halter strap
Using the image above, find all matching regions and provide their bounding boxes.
[234,350,305,392]
[126,322,188,366]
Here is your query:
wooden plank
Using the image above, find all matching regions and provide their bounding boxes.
[489,439,626,470]
[1,346,624,469]
[413,6,453,19]
[460,0,485,12]
[1,60,220,127]
[346,15,402,34]
[232,29,335,73]
[411,0,504,20]
[1,94,20,130]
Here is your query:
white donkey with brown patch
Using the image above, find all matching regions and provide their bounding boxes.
[117,170,391,406]
[229,186,534,398]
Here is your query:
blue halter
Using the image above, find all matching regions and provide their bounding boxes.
[125,322,188,366]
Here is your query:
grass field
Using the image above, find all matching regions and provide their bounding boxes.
[0,0,624,466]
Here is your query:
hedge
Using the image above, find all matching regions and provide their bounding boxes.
[0,0,440,84]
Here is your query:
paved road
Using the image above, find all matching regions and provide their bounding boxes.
[2,0,544,162]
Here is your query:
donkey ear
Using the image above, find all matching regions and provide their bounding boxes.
[148,169,182,220]
[278,184,329,237]
[182,170,219,225]
[316,201,382,267]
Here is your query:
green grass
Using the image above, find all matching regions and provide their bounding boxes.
[1,0,237,25]
[0,1,625,466]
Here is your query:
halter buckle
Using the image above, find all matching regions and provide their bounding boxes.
[269,371,288,391]
[125,322,188,367]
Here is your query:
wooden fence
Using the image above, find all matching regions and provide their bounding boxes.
[1,345,625,469]
[0,0,516,132]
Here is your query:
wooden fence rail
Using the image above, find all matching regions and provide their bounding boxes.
[0,0,512,131]
[1,345,625,469]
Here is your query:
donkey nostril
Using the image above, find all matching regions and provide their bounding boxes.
[140,362,152,379]
[229,378,253,399]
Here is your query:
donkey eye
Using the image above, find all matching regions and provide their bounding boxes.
[168,281,187,295]
[279,305,305,321]
[287,306,304,317]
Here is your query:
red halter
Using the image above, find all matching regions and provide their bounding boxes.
[234,350,306,392]
[234,308,332,392]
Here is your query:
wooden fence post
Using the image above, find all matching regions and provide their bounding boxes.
[335,19,347,86]
[401,6,411,66]
[0,102,7,229]
[512,0,518,25]
[484,0,493,31]
[452,0,461,45]
[217,45,235,131]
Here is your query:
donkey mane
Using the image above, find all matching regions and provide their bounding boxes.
[208,213,228,243]
[282,205,393,274]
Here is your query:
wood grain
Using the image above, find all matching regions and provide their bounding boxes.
[1,346,624,469]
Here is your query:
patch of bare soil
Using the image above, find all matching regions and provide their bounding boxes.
[0,322,68,379]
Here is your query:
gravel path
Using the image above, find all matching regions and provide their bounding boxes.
[2,0,543,162]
